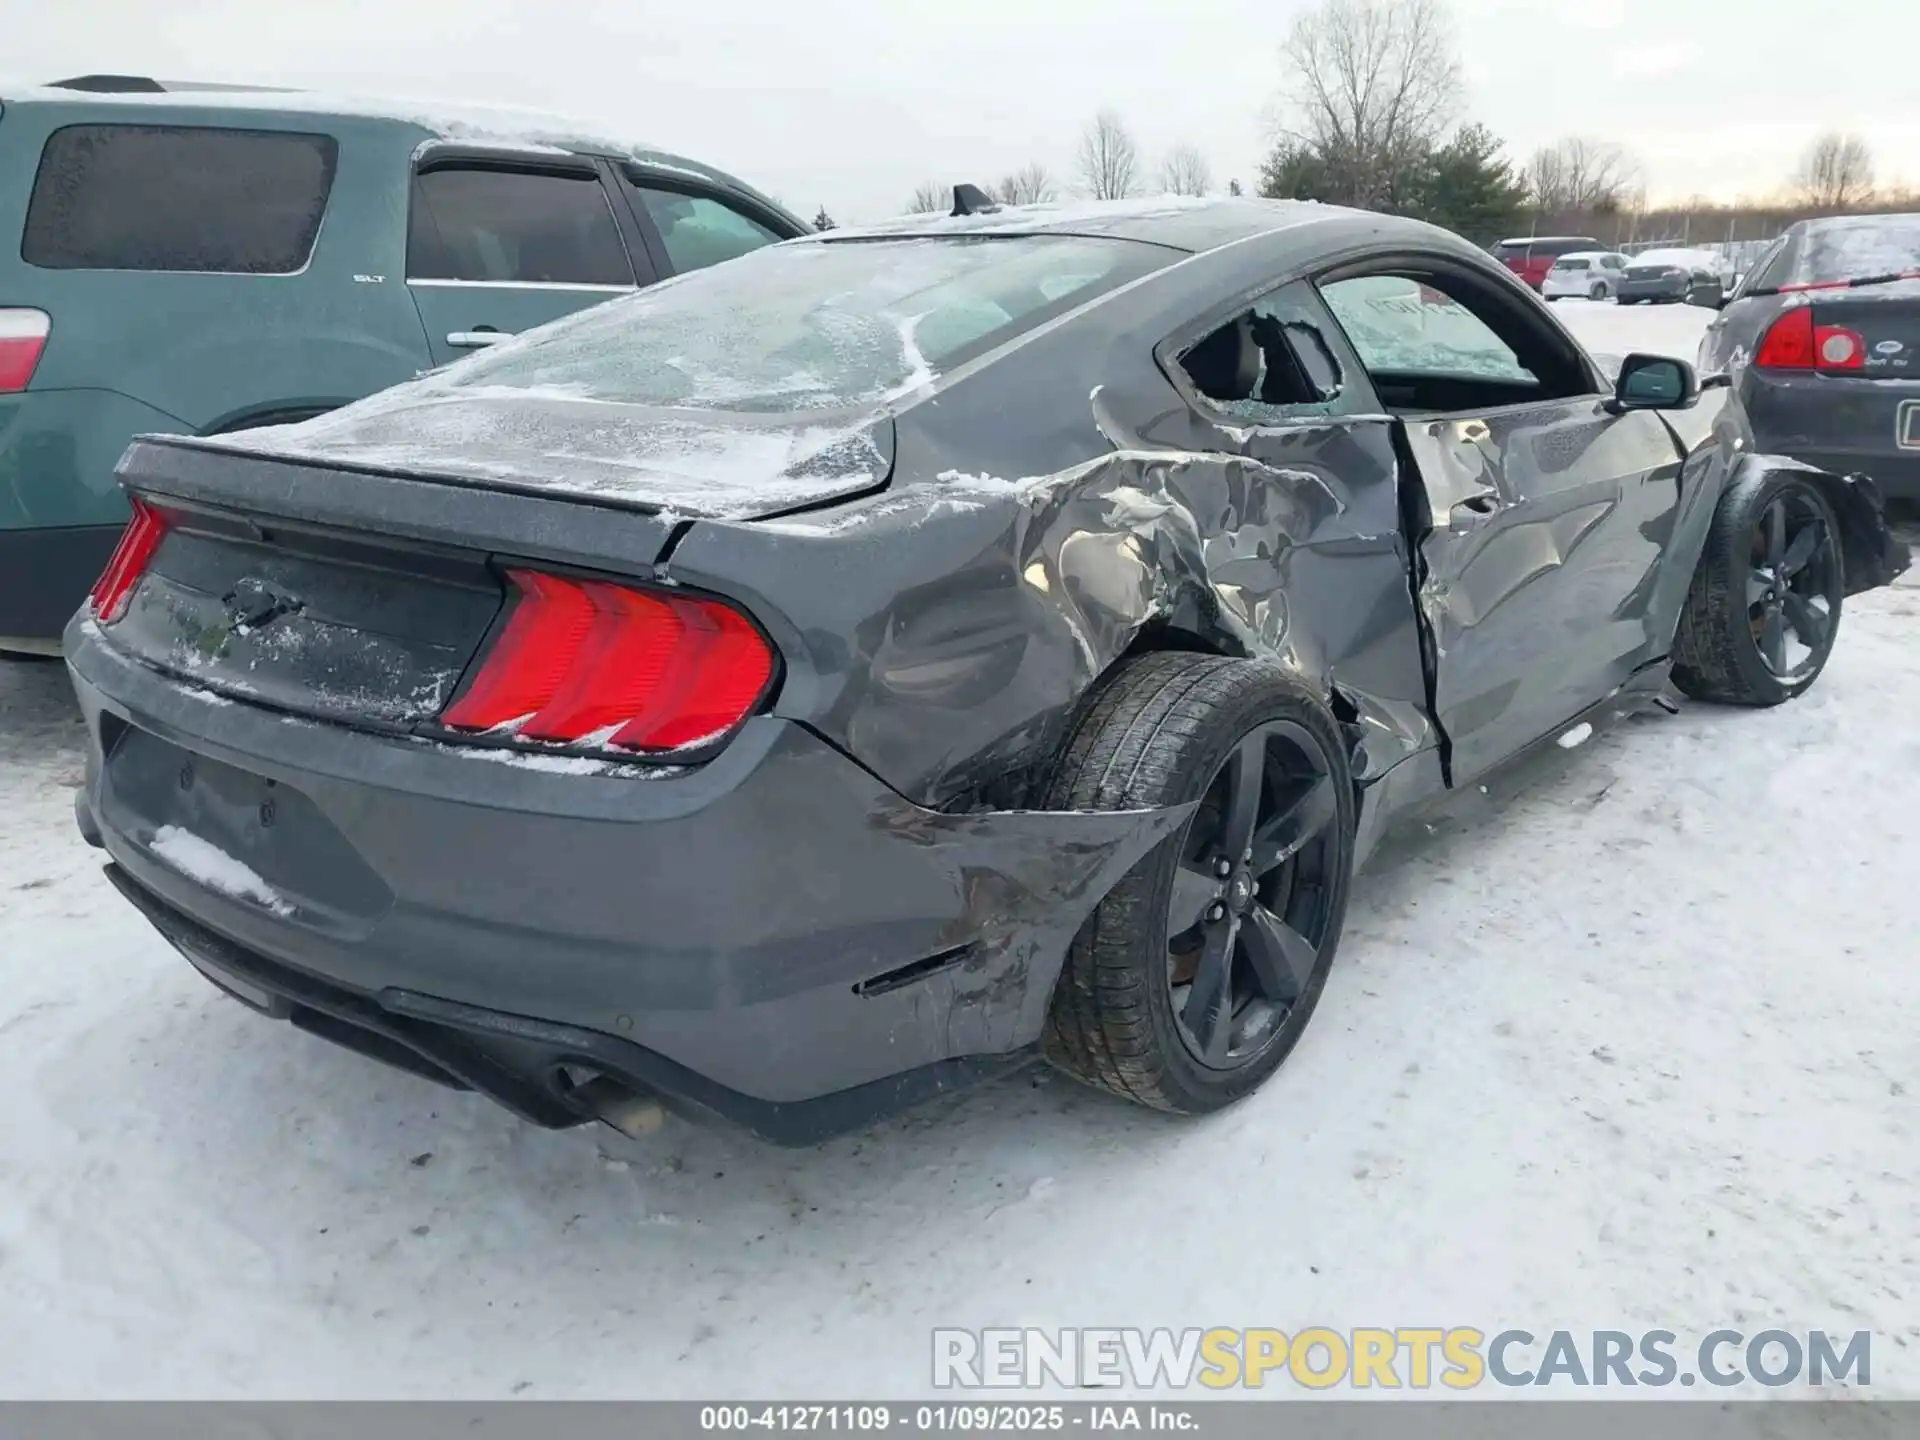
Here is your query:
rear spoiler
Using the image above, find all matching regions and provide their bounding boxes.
[118,435,687,576]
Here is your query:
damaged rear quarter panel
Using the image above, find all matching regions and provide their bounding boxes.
[665,231,1437,813]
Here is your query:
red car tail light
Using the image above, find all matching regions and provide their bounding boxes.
[1755,308,1871,373]
[0,308,51,393]
[1754,307,1815,369]
[1814,323,1866,371]
[442,569,775,757]
[88,497,170,623]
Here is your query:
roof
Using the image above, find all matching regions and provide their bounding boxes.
[3,81,789,223]
[820,195,1357,254]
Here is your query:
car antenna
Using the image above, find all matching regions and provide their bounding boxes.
[951,183,1000,217]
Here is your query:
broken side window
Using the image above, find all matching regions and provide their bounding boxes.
[1178,280,1374,424]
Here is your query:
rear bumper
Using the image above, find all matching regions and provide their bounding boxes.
[1616,279,1689,301]
[67,620,1188,1142]
[1542,276,1605,298]
[1741,370,1920,500]
[0,522,123,651]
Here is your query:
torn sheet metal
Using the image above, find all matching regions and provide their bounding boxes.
[672,407,1435,812]
[857,794,1199,1060]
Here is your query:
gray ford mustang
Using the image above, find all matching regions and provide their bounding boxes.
[67,195,1910,1144]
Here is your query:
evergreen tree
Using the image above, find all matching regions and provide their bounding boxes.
[812,206,836,231]
[1412,124,1529,244]
[1257,123,1528,244]
[1258,140,1341,204]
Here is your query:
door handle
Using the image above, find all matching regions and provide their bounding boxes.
[447,330,513,349]
[1449,493,1501,526]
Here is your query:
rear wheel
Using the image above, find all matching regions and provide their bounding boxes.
[1590,282,1609,300]
[1672,471,1844,705]
[1040,653,1355,1114]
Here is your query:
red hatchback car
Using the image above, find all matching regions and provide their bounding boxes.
[1494,235,1604,291]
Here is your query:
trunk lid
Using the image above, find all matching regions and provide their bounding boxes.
[180,388,898,521]
[101,435,701,728]
[109,504,503,727]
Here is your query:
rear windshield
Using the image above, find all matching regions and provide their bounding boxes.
[441,234,1167,414]
[1777,215,1920,287]
[1552,258,1591,271]
[23,124,337,273]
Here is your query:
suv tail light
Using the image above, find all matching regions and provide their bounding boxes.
[88,497,170,623]
[1754,307,1870,372]
[441,569,775,757]
[0,309,50,393]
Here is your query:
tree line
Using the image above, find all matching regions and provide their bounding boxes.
[859,0,1913,249]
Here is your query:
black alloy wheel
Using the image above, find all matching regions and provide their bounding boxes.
[1673,471,1846,706]
[1746,485,1841,682]
[1040,653,1356,1114]
[1165,721,1340,1069]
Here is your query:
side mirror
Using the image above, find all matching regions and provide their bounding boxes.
[1607,353,1700,413]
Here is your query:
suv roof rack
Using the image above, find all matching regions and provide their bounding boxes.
[46,74,168,93]
[42,75,298,95]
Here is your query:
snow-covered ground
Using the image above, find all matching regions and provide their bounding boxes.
[2,300,1916,1399]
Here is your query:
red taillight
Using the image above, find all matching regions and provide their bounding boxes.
[1755,307,1815,369]
[87,498,169,624]
[442,569,774,757]
[1814,323,1866,371]
[1755,307,1871,372]
[0,308,50,393]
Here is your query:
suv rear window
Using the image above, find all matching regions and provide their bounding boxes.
[441,234,1167,414]
[22,124,337,273]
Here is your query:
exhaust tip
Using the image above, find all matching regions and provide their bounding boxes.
[567,1072,666,1139]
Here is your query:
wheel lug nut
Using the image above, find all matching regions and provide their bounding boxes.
[1207,902,1226,922]
[1215,858,1232,878]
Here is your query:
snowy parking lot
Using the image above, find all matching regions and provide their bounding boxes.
[2,300,1916,1399]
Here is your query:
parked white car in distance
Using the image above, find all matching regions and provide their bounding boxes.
[1541,250,1629,301]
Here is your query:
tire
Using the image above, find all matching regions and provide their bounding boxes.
[1039,652,1356,1114]
[1590,282,1608,301]
[1671,470,1844,706]
[1618,297,1638,305]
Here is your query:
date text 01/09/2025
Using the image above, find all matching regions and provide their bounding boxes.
[698,1405,1199,1432]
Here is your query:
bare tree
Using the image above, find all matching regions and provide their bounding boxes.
[1526,136,1641,213]
[905,180,947,214]
[1794,132,1875,210]
[1078,109,1141,200]
[1159,143,1213,197]
[1276,0,1462,210]
[994,162,1059,206]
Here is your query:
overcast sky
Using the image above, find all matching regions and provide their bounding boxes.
[7,0,1918,222]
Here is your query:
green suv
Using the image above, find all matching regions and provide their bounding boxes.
[0,76,807,654]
